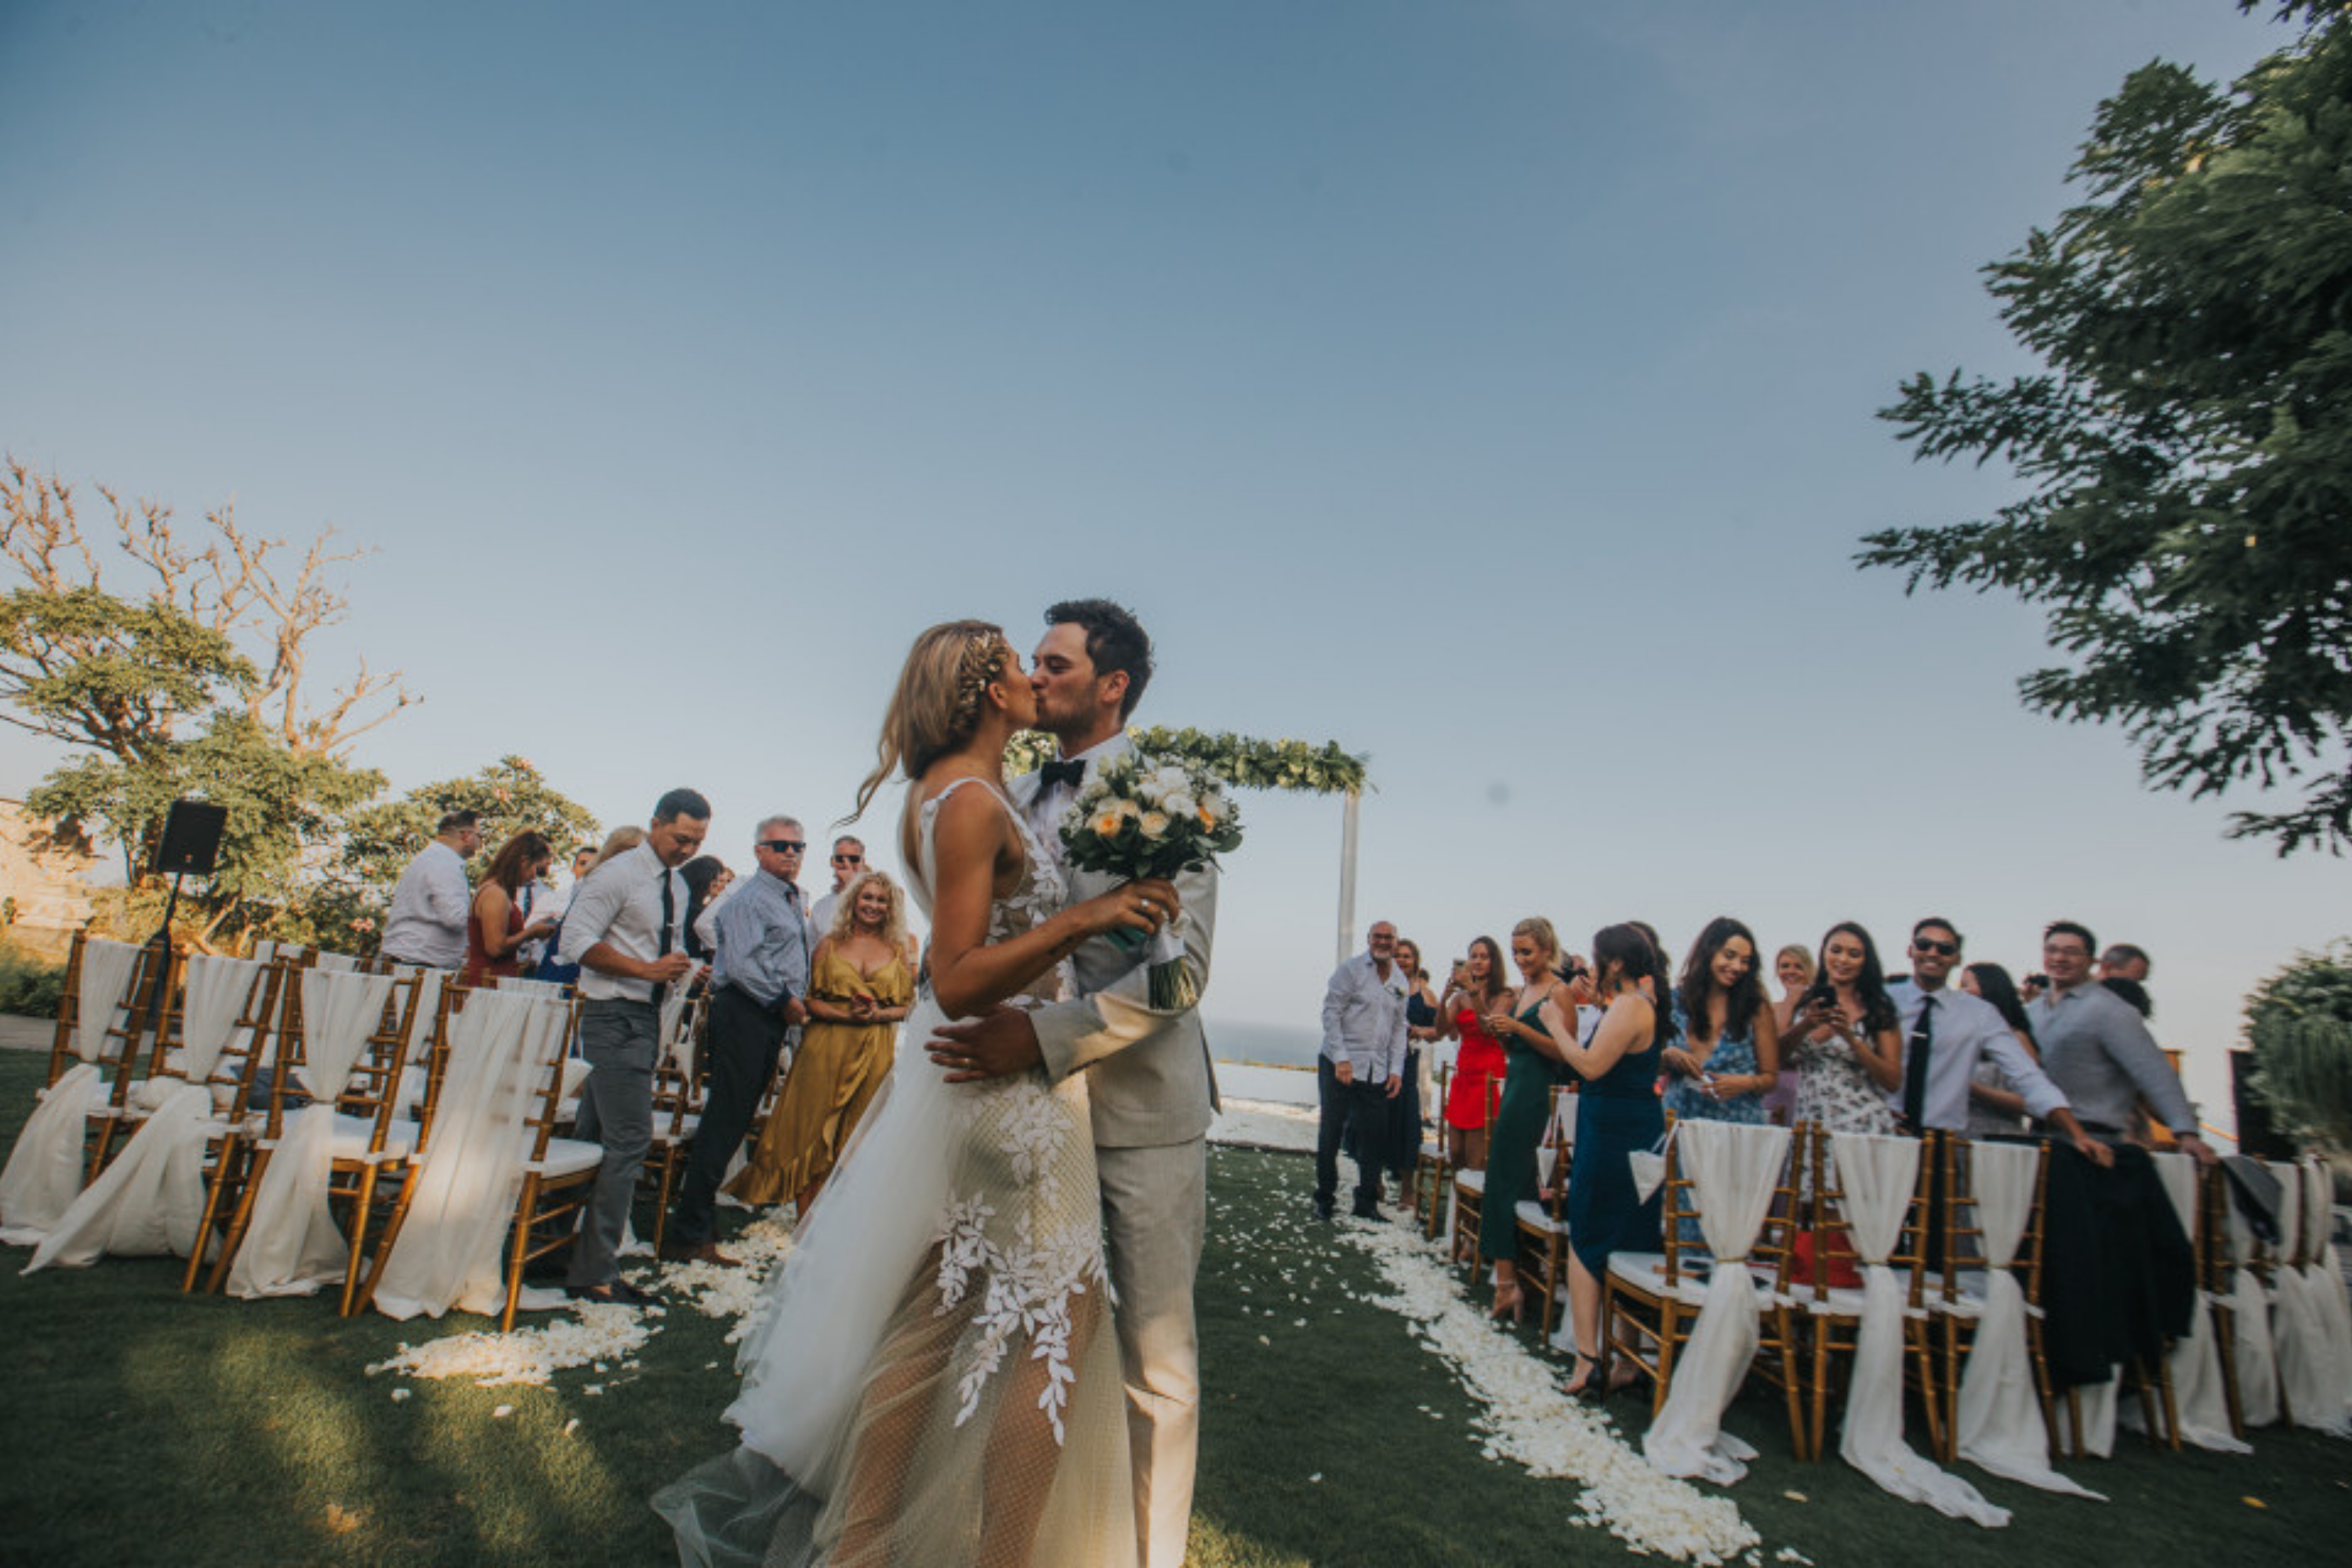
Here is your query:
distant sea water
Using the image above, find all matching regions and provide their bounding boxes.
[1204,1016,1320,1106]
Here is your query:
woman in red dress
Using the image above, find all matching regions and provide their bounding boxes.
[1439,934,1512,1171]
[459,829,558,987]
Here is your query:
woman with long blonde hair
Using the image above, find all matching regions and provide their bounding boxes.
[729,869,916,1213]
[660,619,1178,1567]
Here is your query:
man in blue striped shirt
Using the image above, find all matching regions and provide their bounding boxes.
[662,815,813,1262]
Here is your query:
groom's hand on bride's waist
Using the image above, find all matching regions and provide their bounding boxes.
[930,1005,1044,1083]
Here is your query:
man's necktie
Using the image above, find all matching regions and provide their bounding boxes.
[651,867,676,1010]
[1901,994,1936,1134]
[1037,758,1087,790]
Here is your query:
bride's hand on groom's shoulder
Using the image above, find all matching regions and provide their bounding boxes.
[929,1004,1044,1083]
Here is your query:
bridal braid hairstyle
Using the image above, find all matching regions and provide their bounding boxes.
[850,619,1016,822]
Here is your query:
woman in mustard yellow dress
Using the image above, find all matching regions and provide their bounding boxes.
[729,869,914,1214]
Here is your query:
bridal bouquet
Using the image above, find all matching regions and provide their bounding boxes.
[1058,751,1243,1009]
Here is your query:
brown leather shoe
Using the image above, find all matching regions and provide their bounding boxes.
[657,1238,738,1266]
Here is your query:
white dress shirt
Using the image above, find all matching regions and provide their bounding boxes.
[1884,980,2071,1131]
[1320,951,1409,1083]
[556,841,687,1004]
[1022,732,1131,877]
[381,840,470,967]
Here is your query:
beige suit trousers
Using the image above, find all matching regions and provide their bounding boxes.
[1098,1138,1207,1568]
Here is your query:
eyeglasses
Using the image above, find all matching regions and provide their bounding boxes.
[1915,938,1959,957]
[832,853,863,865]
[760,840,806,853]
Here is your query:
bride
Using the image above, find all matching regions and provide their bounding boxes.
[656,619,1178,1568]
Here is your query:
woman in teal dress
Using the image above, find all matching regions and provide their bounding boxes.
[1475,916,1573,1323]
[1540,922,1669,1395]
[1661,916,1781,1246]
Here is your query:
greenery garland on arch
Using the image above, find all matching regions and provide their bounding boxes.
[1006,726,1368,797]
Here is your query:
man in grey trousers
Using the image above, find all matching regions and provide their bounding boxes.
[557,786,709,1305]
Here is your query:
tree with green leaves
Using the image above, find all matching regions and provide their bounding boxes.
[1860,2,2352,854]
[2243,941,2352,1155]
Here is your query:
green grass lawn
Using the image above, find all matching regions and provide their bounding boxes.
[2,1049,2347,1565]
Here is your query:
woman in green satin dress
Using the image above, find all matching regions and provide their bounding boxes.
[1475,916,1575,1323]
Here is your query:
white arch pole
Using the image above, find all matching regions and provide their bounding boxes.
[1335,788,1359,967]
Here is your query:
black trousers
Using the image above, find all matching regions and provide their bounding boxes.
[1316,1057,1389,1214]
[667,984,790,1247]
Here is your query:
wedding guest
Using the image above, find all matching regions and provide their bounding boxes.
[1385,937,1441,1210]
[1886,919,2105,1160]
[731,869,913,1214]
[2103,976,2154,1018]
[1662,916,1780,1126]
[1476,917,1573,1322]
[557,787,710,1305]
[380,810,481,969]
[1538,922,1668,1394]
[1959,960,2038,1136]
[1786,921,1904,1136]
[1316,920,1409,1221]
[1441,935,1512,1172]
[808,834,866,932]
[1761,943,1813,1124]
[662,815,812,1262]
[2098,942,2151,985]
[2032,921,2215,1164]
[679,855,731,963]
[532,844,603,985]
[459,830,559,987]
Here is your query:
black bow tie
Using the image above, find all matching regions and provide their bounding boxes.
[1038,759,1087,789]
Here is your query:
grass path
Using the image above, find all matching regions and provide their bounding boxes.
[2,1053,2346,1564]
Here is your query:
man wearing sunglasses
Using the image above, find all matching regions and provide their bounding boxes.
[661,815,814,1264]
[1888,916,2108,1166]
[808,834,866,934]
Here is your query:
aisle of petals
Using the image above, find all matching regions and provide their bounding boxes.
[1339,1215,1762,1566]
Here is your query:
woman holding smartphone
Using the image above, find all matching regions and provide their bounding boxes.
[1786,921,1903,1135]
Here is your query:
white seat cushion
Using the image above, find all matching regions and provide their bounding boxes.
[1515,1199,1568,1234]
[1454,1168,1486,1195]
[651,1112,702,1147]
[1605,1250,1718,1307]
[329,1114,418,1164]
[526,1135,603,1178]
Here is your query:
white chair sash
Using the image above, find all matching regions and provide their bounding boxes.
[659,985,694,1075]
[314,950,360,972]
[0,1063,105,1244]
[2302,1160,2352,1431]
[2117,1153,2249,1452]
[24,1083,216,1270]
[1955,1141,2111,1490]
[2221,1193,2282,1428]
[1642,1121,1791,1483]
[223,1102,348,1298]
[72,938,146,1062]
[293,969,397,1098]
[370,993,566,1321]
[178,954,263,1082]
[1831,1132,2009,1526]
[2274,1158,2352,1435]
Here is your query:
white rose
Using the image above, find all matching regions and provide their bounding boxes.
[1164,790,1196,821]
[1154,765,1190,796]
[1138,810,1170,840]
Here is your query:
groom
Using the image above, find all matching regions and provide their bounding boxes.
[931,597,1219,1568]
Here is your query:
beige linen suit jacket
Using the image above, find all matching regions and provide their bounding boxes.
[1015,746,1221,1148]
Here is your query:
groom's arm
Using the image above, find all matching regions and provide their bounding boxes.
[1032,863,1218,1082]
[928,863,1216,1083]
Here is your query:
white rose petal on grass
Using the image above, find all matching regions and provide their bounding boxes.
[564,1418,581,1436]
[492,1405,514,1419]
[1335,1217,1761,1564]
[365,1303,658,1388]
[389,1388,411,1403]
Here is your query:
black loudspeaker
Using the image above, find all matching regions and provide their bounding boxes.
[2230,1051,2299,1160]
[152,800,229,878]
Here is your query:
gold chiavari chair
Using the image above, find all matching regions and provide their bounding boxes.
[1414,1060,1452,1242]
[1926,1134,2057,1461]
[1792,1128,1944,1464]
[644,991,710,1254]
[179,959,292,1290]
[1449,1069,1501,1270]
[1515,1083,1577,1340]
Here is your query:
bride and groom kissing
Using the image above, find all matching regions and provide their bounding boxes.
[657,598,1219,1568]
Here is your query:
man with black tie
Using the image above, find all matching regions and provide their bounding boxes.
[1885,916,2107,1163]
[557,786,710,1306]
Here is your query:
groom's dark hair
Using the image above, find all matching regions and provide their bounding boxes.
[1045,598,1153,720]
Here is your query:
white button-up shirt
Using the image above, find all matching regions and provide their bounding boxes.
[381,840,470,968]
[1884,980,2071,1131]
[556,841,687,1004]
[1320,950,1409,1083]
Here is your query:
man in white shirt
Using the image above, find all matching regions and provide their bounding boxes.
[1316,921,1409,1221]
[379,810,481,968]
[807,835,865,934]
[556,786,710,1305]
[1885,916,2108,1164]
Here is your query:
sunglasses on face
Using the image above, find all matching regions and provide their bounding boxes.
[832,853,862,865]
[760,840,806,853]
[1915,939,1959,957]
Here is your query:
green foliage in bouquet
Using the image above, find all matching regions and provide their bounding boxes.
[2244,941,2352,1154]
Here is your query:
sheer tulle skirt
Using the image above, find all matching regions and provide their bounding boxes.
[655,995,1137,1568]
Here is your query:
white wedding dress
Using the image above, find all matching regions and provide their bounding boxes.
[655,778,1136,1568]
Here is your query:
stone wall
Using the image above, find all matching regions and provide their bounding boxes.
[0,800,102,960]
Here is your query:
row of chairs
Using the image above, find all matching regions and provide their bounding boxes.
[1420,1087,2338,1467]
[21,931,733,1327]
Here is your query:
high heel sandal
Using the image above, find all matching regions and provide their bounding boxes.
[1560,1353,1600,1397]
[1489,1282,1525,1323]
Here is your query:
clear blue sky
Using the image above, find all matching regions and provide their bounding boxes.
[1,2,2333,1130]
